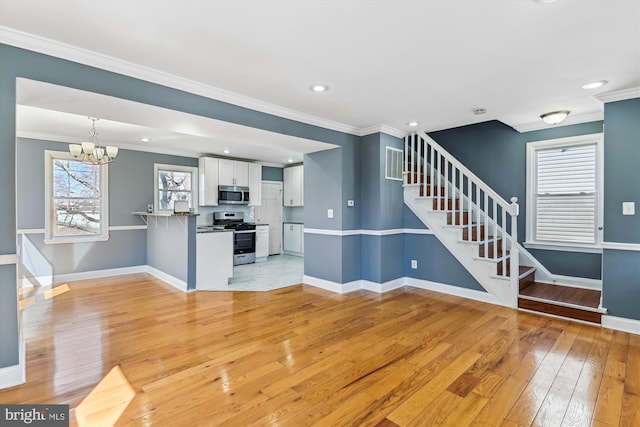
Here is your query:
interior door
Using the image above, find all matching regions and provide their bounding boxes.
[255,181,283,255]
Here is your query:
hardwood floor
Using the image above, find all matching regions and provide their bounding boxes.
[1,274,638,426]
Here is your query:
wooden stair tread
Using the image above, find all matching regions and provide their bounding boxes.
[519,282,601,309]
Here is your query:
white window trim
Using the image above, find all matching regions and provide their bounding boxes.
[153,163,199,213]
[524,133,604,253]
[44,150,109,244]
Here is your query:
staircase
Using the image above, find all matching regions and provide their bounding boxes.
[403,131,605,323]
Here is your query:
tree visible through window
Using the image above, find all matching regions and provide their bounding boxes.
[157,169,192,211]
[45,151,109,243]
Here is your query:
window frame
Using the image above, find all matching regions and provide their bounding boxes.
[153,163,199,213]
[525,133,604,253]
[44,150,110,244]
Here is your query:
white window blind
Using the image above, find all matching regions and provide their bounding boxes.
[534,144,596,243]
[385,146,403,181]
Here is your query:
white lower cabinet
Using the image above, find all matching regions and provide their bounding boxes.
[283,223,304,256]
[255,225,269,262]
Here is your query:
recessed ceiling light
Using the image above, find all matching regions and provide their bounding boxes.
[472,108,487,115]
[407,121,419,127]
[581,80,608,90]
[140,137,151,142]
[223,149,230,154]
[310,84,329,93]
[534,0,557,4]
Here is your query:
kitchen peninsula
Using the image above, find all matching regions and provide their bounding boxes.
[135,212,233,291]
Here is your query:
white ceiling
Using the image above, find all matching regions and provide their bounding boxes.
[1,0,639,162]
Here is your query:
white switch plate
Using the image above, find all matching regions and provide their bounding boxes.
[622,202,635,215]
[411,260,418,269]
[327,208,334,218]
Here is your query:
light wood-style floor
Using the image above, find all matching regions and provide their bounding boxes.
[2,274,639,426]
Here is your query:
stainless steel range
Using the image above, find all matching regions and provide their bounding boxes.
[213,212,256,265]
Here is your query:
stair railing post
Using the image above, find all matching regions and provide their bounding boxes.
[403,134,408,185]
[510,197,519,308]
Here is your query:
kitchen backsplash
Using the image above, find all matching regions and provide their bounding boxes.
[198,205,255,225]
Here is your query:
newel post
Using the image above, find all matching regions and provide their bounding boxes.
[509,197,519,308]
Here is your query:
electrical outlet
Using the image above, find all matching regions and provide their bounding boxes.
[347,199,355,207]
[411,260,418,269]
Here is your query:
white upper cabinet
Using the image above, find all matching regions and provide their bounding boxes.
[219,159,249,187]
[198,157,219,206]
[283,165,303,206]
[248,163,262,206]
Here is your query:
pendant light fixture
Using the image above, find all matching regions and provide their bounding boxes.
[69,117,118,165]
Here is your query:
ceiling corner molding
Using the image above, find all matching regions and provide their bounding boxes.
[512,111,604,133]
[595,87,640,104]
[0,26,362,137]
[358,124,405,138]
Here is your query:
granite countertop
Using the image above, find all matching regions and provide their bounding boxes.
[283,221,304,224]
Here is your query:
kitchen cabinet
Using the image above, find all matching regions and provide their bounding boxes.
[283,222,304,256]
[255,225,269,262]
[198,157,219,206]
[196,230,234,290]
[283,165,304,206]
[219,159,249,187]
[248,163,262,206]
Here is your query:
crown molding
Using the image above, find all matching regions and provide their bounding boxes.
[513,111,604,133]
[595,87,640,104]
[0,26,363,136]
[358,124,405,138]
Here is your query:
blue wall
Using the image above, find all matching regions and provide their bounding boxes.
[16,138,199,275]
[262,166,283,182]
[601,98,640,320]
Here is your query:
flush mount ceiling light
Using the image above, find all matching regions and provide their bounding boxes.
[69,117,118,165]
[223,149,230,154]
[407,121,419,127]
[310,84,329,93]
[540,110,570,125]
[140,137,151,142]
[287,158,294,163]
[581,80,608,90]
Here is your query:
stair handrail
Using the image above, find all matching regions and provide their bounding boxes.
[412,130,518,217]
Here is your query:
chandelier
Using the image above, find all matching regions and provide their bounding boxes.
[68,117,118,165]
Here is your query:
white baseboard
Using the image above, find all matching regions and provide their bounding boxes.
[602,315,640,335]
[405,277,504,306]
[361,277,406,293]
[303,275,360,293]
[146,266,188,292]
[52,265,147,284]
[0,333,25,389]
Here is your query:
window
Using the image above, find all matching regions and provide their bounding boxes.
[154,164,199,212]
[525,133,603,252]
[45,150,109,243]
[385,146,403,181]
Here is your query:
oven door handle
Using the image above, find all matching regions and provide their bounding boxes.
[234,230,256,234]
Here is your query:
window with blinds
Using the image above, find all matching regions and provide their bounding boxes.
[526,133,603,250]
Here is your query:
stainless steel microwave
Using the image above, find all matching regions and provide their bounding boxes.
[218,185,250,205]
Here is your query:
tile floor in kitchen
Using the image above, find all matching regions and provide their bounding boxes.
[226,254,304,291]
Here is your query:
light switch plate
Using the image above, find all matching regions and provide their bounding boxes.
[327,208,334,218]
[622,202,635,215]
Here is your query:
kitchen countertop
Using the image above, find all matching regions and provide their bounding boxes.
[283,221,304,224]
[196,226,233,233]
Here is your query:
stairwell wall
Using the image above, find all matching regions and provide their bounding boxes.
[428,120,604,280]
